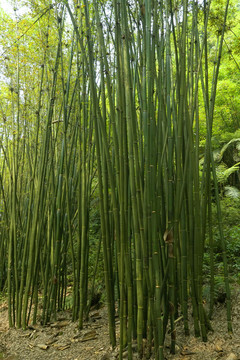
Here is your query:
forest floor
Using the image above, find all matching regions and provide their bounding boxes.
[0,287,240,360]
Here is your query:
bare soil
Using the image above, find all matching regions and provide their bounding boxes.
[0,288,239,360]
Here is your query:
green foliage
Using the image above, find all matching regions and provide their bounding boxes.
[224,185,240,199]
[198,0,240,145]
[64,293,73,310]
[200,139,240,195]
[220,138,240,163]
[211,130,240,149]
[202,275,227,304]
[213,196,240,227]
[204,197,240,282]
[216,162,240,185]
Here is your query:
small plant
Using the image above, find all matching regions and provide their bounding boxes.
[204,196,240,292]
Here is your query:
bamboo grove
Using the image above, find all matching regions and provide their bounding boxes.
[0,0,233,359]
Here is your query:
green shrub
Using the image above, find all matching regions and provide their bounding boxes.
[204,197,240,280]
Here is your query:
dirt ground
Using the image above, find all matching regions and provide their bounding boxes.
[0,288,239,360]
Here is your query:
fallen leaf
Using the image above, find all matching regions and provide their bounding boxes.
[181,349,196,356]
[81,330,97,342]
[50,320,69,328]
[20,332,31,338]
[58,345,71,351]
[36,344,48,350]
[226,353,237,360]
[91,312,102,320]
[29,330,37,339]
[52,342,71,348]
[45,338,57,345]
[92,324,102,329]
[215,344,223,352]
